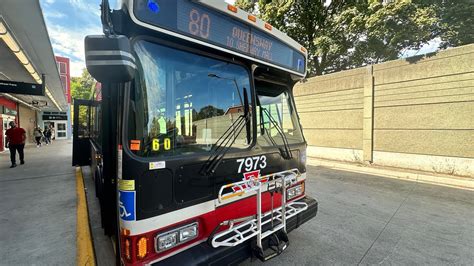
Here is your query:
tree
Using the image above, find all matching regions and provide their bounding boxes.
[426,0,474,48]
[236,0,467,76]
[349,1,438,66]
[196,105,225,120]
[70,69,96,126]
[71,69,95,100]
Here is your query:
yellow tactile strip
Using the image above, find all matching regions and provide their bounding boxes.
[76,167,96,266]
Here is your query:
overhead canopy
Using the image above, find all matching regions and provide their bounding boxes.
[0,0,67,111]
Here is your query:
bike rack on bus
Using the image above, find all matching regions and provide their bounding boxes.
[211,169,308,260]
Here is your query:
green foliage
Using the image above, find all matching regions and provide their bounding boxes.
[70,69,96,125]
[236,0,472,76]
[196,105,225,120]
[430,0,474,48]
[350,1,438,66]
[71,69,95,100]
[234,0,256,12]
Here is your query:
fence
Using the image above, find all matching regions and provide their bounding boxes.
[294,44,474,177]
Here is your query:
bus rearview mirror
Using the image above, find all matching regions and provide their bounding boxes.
[84,35,136,83]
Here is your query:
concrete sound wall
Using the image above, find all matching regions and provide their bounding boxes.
[294,44,474,177]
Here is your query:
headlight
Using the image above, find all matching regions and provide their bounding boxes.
[287,183,304,200]
[179,224,198,242]
[157,232,178,251]
[155,222,199,252]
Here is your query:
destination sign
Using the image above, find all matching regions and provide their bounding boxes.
[133,0,306,74]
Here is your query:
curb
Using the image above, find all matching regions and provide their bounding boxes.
[76,167,96,266]
[308,158,474,191]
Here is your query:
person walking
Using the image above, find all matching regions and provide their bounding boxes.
[5,121,26,168]
[34,126,43,147]
[43,126,51,145]
[49,124,55,143]
[44,126,51,145]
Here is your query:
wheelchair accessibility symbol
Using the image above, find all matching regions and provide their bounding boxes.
[119,190,135,221]
[119,201,131,218]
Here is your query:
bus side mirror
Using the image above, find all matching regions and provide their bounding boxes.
[85,35,135,83]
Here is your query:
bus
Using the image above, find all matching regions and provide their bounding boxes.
[73,0,318,265]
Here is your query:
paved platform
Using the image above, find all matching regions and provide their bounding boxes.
[82,166,115,266]
[0,141,76,265]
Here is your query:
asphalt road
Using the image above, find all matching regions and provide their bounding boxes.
[86,163,473,265]
[243,165,474,265]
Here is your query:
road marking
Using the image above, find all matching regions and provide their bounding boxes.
[76,167,96,266]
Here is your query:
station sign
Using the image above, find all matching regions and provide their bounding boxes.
[43,114,67,120]
[0,79,45,96]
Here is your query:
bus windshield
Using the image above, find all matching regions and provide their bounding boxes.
[128,40,252,157]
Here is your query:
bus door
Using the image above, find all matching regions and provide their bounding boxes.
[72,99,95,166]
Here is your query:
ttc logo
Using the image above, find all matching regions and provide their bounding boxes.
[232,170,268,192]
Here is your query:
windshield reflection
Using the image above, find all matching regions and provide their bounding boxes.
[129,41,252,157]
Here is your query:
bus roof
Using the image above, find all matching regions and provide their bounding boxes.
[124,0,308,77]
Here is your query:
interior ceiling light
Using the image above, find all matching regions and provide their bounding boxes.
[16,50,29,65]
[0,22,6,34]
[45,87,62,111]
[24,63,35,75]
[0,20,61,111]
[1,31,20,52]
[31,72,41,82]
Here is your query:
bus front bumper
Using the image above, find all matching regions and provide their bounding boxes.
[154,196,318,265]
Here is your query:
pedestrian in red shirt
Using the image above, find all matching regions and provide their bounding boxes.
[5,121,26,168]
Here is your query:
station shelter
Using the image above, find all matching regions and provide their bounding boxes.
[0,1,69,151]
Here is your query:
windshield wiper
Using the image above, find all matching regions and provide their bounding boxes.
[200,113,247,176]
[201,75,250,176]
[260,107,293,160]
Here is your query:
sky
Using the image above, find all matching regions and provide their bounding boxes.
[39,0,436,77]
[40,0,110,77]
[39,0,235,77]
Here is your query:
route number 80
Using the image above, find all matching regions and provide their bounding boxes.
[189,9,210,39]
[237,156,267,173]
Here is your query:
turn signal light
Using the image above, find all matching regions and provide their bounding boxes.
[124,238,131,260]
[248,15,256,22]
[265,23,272,31]
[137,237,148,259]
[121,228,130,236]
